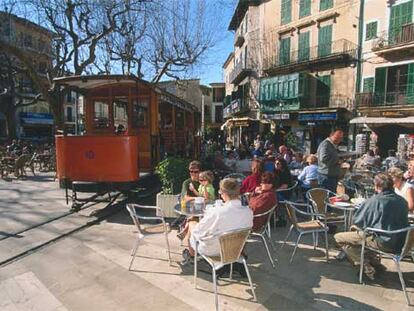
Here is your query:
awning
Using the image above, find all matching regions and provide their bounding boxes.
[20,112,54,125]
[220,117,255,130]
[350,116,414,124]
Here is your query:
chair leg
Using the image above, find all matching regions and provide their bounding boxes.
[164,230,172,265]
[212,267,219,311]
[129,236,141,270]
[315,232,319,249]
[359,239,366,284]
[243,257,257,301]
[194,246,198,289]
[394,259,410,306]
[290,233,302,264]
[267,222,272,239]
[282,225,293,248]
[312,232,316,250]
[229,263,233,280]
[323,230,329,262]
[260,234,275,268]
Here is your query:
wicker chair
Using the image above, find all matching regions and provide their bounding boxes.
[194,228,256,311]
[271,181,298,237]
[306,188,345,227]
[14,154,31,178]
[359,226,414,305]
[126,203,171,270]
[283,201,329,263]
[249,204,278,268]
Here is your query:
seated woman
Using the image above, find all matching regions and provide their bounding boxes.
[189,170,216,201]
[182,178,253,262]
[298,154,318,190]
[388,167,414,211]
[249,172,278,232]
[274,157,293,201]
[240,159,263,194]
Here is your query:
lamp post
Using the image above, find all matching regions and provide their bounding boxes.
[279,100,284,129]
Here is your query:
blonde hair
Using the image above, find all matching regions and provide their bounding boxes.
[306,154,317,164]
[199,170,214,183]
[388,167,404,180]
[219,178,240,199]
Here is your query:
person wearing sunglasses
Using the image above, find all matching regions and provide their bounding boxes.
[180,160,202,202]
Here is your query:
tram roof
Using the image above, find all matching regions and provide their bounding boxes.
[54,75,199,113]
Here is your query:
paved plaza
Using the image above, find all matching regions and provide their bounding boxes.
[0,174,413,310]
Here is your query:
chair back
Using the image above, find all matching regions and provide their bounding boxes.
[218,228,251,264]
[252,204,277,234]
[285,201,301,229]
[126,204,143,234]
[401,227,414,257]
[276,180,298,202]
[307,188,329,214]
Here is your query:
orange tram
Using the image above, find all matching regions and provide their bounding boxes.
[54,75,200,206]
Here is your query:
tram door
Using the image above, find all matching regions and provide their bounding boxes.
[131,97,152,172]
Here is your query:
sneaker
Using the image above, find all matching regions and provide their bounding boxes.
[176,230,186,240]
[180,249,193,266]
[335,250,347,261]
[369,257,386,272]
[363,262,376,280]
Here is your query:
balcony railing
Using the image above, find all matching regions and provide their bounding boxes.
[372,23,414,51]
[303,94,353,110]
[356,92,414,107]
[264,39,358,73]
[230,60,253,85]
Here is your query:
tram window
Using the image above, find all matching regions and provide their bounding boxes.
[132,99,148,127]
[176,111,184,129]
[113,100,128,131]
[93,101,110,128]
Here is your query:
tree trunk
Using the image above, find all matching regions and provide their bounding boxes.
[5,107,17,139]
[49,91,64,132]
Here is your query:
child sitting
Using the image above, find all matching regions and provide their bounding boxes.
[189,170,216,201]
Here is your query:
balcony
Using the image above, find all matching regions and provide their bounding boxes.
[230,61,253,85]
[264,39,358,75]
[303,94,353,110]
[372,24,414,60]
[356,92,414,108]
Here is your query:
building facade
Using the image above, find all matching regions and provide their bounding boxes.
[224,0,361,152]
[354,0,414,156]
[0,11,55,141]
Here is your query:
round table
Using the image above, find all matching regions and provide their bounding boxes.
[174,201,209,218]
[325,200,357,232]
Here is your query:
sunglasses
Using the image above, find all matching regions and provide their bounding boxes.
[189,170,200,173]
[199,179,206,182]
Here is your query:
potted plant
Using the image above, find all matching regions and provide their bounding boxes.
[155,156,191,218]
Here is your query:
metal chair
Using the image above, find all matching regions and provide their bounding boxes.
[271,180,299,236]
[249,204,278,268]
[306,188,345,227]
[194,228,256,311]
[359,226,414,306]
[126,203,171,270]
[282,201,329,263]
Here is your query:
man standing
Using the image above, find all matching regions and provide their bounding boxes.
[334,173,408,278]
[317,128,344,192]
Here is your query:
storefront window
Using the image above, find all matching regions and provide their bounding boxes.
[132,99,148,127]
[113,99,128,131]
[93,101,110,128]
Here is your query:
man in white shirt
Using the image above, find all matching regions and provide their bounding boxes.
[188,178,253,257]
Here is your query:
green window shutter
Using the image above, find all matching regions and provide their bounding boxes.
[316,75,331,106]
[362,77,375,93]
[374,67,387,105]
[298,31,310,61]
[406,63,414,104]
[320,0,333,12]
[279,37,291,65]
[389,1,413,45]
[318,25,332,57]
[365,22,378,41]
[281,0,292,25]
[299,0,311,18]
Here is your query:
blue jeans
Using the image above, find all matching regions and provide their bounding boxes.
[318,174,338,193]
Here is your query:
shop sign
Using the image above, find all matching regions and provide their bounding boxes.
[231,99,240,113]
[382,111,405,117]
[233,121,249,127]
[20,112,54,125]
[262,113,290,120]
[298,112,337,121]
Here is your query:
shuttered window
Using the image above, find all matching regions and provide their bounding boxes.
[365,22,378,41]
[407,63,414,104]
[320,0,333,11]
[279,37,291,65]
[298,31,310,61]
[363,77,375,93]
[389,1,413,45]
[316,75,331,107]
[374,67,387,105]
[299,0,311,18]
[318,24,332,57]
[281,0,292,25]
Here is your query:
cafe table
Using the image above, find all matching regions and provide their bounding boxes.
[325,198,362,232]
[174,200,215,218]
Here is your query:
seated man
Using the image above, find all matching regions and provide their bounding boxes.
[181,160,201,202]
[184,178,253,261]
[240,159,263,194]
[334,173,409,279]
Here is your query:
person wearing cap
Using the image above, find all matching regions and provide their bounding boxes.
[183,178,253,261]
